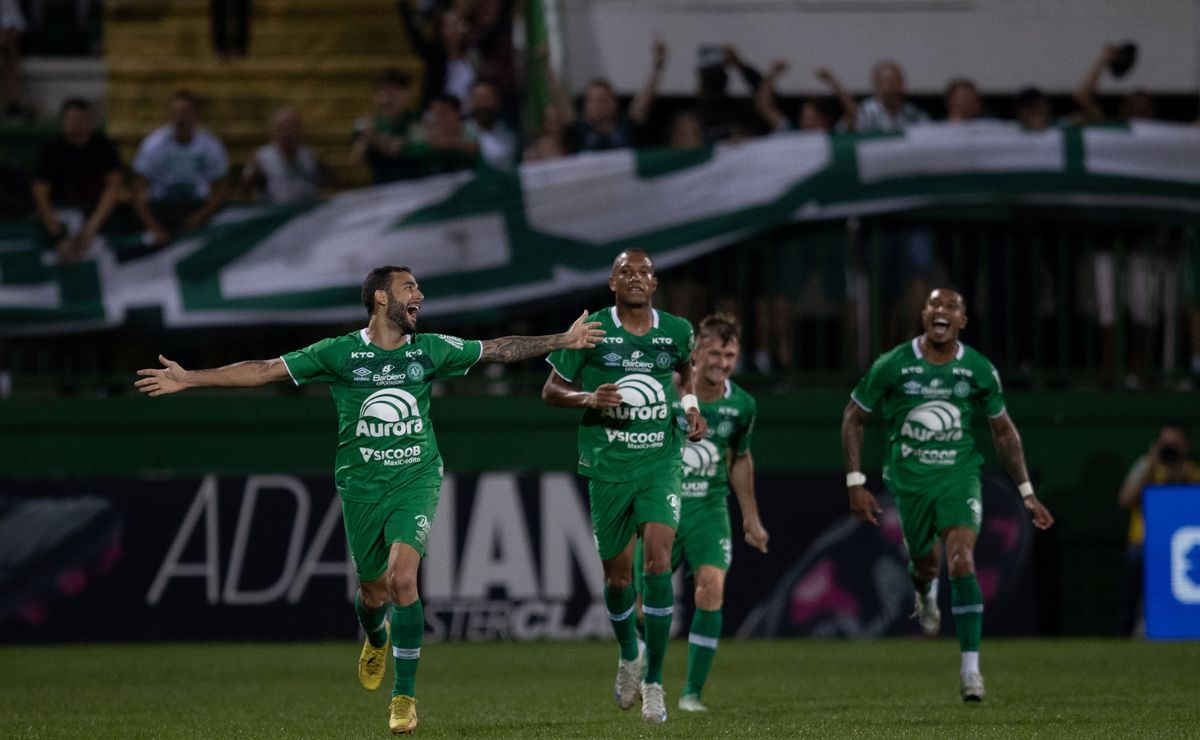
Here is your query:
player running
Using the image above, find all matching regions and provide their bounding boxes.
[633,312,769,713]
[135,265,603,735]
[840,287,1054,702]
[542,248,705,724]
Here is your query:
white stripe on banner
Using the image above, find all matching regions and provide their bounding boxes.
[608,604,635,622]
[688,633,719,650]
[951,605,984,615]
[642,605,674,617]
[393,647,421,660]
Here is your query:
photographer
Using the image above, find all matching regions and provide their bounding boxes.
[1116,423,1200,636]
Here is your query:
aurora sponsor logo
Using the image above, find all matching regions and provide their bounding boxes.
[356,388,426,437]
[900,400,963,443]
[601,374,670,421]
[682,439,721,479]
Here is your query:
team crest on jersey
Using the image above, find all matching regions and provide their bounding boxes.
[655,352,673,369]
[406,362,425,381]
[953,381,971,398]
[717,421,734,437]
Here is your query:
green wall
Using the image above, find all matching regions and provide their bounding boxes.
[4,390,1195,633]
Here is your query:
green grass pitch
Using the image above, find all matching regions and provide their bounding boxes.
[2,638,1197,739]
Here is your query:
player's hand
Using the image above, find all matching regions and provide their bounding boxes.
[1024,494,1054,530]
[744,518,769,554]
[588,383,623,409]
[685,407,707,442]
[849,485,882,526]
[135,354,191,396]
[562,309,605,349]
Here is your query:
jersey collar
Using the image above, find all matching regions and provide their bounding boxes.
[610,306,659,329]
[911,336,963,361]
[724,379,732,398]
[360,328,411,349]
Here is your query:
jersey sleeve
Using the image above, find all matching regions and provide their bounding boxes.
[428,334,483,379]
[280,337,341,386]
[978,359,1007,417]
[675,318,696,367]
[547,346,588,382]
[850,354,893,413]
[733,395,756,456]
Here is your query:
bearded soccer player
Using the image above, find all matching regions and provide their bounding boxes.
[542,249,706,724]
[840,287,1054,702]
[135,265,603,735]
[633,312,769,713]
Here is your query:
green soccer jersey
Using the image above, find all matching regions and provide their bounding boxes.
[673,379,756,500]
[547,307,695,482]
[850,337,1006,489]
[281,329,482,502]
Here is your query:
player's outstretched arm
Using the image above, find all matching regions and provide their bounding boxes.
[988,411,1054,530]
[729,450,769,553]
[135,355,290,397]
[541,369,622,410]
[479,310,604,363]
[841,399,882,525]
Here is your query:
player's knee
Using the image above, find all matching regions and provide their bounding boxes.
[386,570,419,604]
[945,543,975,577]
[360,583,388,611]
[694,580,724,610]
[643,549,672,575]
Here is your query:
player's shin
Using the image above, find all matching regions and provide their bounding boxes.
[641,571,674,684]
[685,608,722,697]
[391,599,423,696]
[355,590,389,648]
[604,585,640,661]
[950,574,983,666]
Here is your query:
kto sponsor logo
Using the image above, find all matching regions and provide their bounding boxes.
[356,389,425,438]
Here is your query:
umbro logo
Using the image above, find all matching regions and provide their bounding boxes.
[603,352,622,365]
[353,367,371,379]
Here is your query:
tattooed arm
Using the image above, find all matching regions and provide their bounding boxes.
[479,310,604,363]
[989,411,1055,529]
[136,356,290,396]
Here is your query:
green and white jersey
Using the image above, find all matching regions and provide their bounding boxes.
[851,337,1006,489]
[674,380,756,500]
[547,307,695,482]
[281,329,482,502]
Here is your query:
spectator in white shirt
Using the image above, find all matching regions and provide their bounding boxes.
[132,91,229,246]
[851,60,928,132]
[241,105,334,204]
[464,79,516,170]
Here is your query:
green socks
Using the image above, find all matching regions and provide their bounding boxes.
[354,590,389,648]
[604,585,640,661]
[685,608,722,697]
[950,574,983,653]
[390,599,423,696]
[641,571,674,685]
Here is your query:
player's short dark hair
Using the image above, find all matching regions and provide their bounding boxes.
[376,68,411,89]
[697,312,741,345]
[612,248,654,273]
[944,78,978,100]
[586,79,615,95]
[60,97,91,116]
[362,265,413,316]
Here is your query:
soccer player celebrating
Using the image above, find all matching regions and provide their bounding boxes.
[542,249,706,724]
[634,312,769,713]
[135,265,603,735]
[840,287,1054,702]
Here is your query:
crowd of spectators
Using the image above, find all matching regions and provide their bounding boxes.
[4,0,1200,386]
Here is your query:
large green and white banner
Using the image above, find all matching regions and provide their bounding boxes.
[2,121,1198,335]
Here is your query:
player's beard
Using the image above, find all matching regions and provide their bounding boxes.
[386,297,416,335]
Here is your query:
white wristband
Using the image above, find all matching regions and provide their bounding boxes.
[846,472,866,488]
[681,393,699,412]
[1018,482,1034,498]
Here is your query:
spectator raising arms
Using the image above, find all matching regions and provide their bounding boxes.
[132,91,230,247]
[352,69,423,185]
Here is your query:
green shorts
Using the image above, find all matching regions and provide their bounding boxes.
[634,496,732,585]
[340,478,441,581]
[891,475,982,560]
[587,467,683,561]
